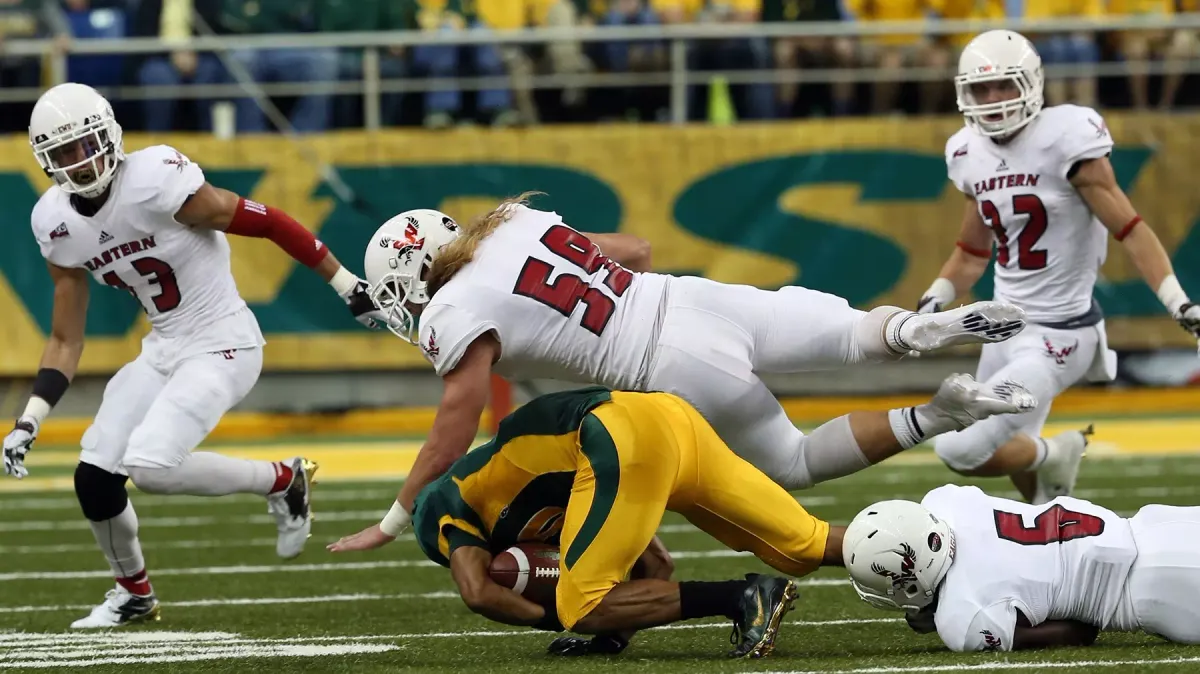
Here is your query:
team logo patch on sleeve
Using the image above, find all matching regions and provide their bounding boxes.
[49,222,70,240]
[163,151,190,172]
[1089,118,1109,139]
[422,327,439,359]
[980,629,1002,651]
[952,143,968,158]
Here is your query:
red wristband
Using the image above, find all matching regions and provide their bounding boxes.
[956,240,992,259]
[227,198,329,268]
[1114,215,1142,242]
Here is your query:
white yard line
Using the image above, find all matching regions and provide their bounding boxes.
[0,488,402,512]
[8,480,1192,535]
[0,510,387,532]
[766,656,1200,674]
[0,551,854,582]
[0,525,701,555]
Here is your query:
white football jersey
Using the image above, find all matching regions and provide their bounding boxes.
[418,206,668,388]
[945,105,1114,323]
[32,145,264,358]
[923,485,1137,652]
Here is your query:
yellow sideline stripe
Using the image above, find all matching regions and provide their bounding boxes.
[6,417,1196,494]
[29,387,1200,446]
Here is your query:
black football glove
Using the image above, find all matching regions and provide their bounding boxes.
[916,294,943,314]
[338,277,399,331]
[1177,302,1200,340]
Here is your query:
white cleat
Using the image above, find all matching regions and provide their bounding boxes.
[1033,425,1093,506]
[69,585,160,629]
[266,457,318,559]
[927,374,1038,430]
[903,301,1027,352]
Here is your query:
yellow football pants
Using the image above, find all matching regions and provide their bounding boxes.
[555,391,830,630]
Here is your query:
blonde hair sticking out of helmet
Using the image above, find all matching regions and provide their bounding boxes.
[426,191,544,297]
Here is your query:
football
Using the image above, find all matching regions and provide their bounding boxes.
[489,543,561,607]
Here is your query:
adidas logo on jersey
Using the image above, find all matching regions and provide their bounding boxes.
[995,159,1009,172]
[98,230,114,244]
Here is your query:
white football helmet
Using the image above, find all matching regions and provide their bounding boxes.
[955,30,1044,138]
[843,500,956,612]
[29,83,125,199]
[363,209,462,343]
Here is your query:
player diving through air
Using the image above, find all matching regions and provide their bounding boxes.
[1,83,397,628]
[330,195,1037,553]
[915,29,1200,504]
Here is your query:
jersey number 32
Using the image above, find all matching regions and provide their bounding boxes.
[512,225,633,336]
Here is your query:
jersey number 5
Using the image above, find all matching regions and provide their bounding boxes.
[980,195,1048,270]
[512,225,633,336]
[102,257,182,313]
[993,504,1105,546]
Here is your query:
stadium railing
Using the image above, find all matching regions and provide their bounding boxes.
[3,15,1200,128]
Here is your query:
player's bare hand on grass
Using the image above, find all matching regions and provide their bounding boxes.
[327,523,396,552]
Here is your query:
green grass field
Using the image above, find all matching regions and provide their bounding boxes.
[5,435,1200,673]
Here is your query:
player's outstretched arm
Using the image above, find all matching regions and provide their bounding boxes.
[174,183,396,330]
[327,334,500,552]
[3,264,89,479]
[1071,156,1200,347]
[582,232,653,272]
[450,546,555,629]
[395,334,499,504]
[917,195,993,314]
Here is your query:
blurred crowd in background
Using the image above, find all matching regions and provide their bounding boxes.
[0,0,1197,134]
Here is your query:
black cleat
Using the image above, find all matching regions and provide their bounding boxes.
[728,573,799,658]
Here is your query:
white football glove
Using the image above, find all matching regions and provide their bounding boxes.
[3,416,39,480]
[1176,302,1200,354]
[339,277,400,331]
[917,278,956,315]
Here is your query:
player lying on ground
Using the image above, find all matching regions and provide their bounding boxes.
[916,29,1200,505]
[404,386,876,658]
[328,198,1033,551]
[843,484,1200,651]
[1,83,395,629]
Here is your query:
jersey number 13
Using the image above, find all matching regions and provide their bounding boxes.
[102,257,182,313]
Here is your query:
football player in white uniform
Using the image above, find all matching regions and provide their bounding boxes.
[327,195,1037,554]
[915,30,1200,504]
[844,486,1200,651]
[0,84,394,628]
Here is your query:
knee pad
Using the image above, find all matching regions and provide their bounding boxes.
[854,305,908,361]
[74,461,130,522]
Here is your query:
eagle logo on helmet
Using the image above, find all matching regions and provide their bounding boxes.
[871,543,918,589]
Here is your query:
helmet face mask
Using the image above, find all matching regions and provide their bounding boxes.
[370,273,420,344]
[955,30,1045,139]
[29,83,125,200]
